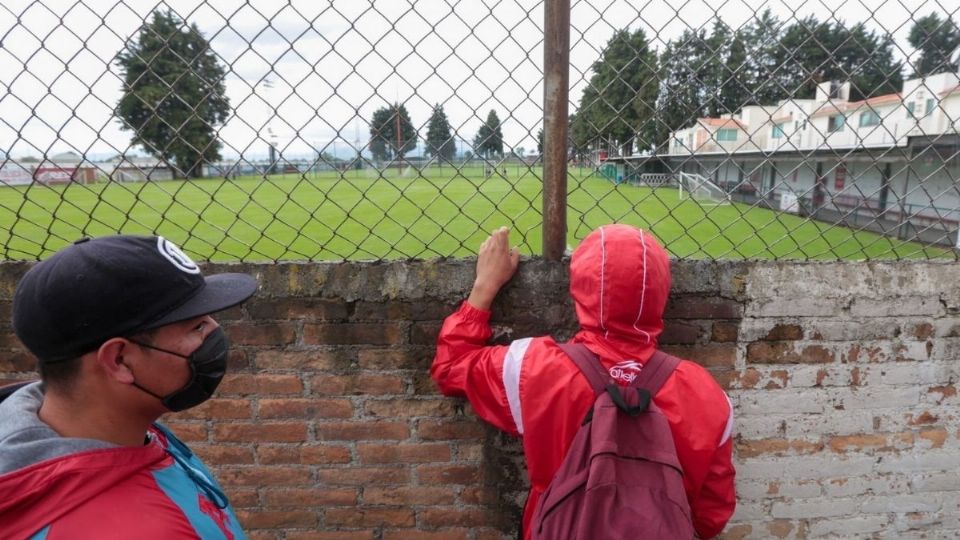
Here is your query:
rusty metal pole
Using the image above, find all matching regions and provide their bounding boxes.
[542,0,570,261]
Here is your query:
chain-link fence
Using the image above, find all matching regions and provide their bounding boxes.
[1,0,958,261]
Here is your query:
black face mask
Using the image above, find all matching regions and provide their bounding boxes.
[128,327,229,412]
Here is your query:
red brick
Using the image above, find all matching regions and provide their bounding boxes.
[365,399,453,418]
[358,348,431,370]
[218,467,312,487]
[228,322,297,346]
[711,322,740,342]
[364,486,456,505]
[664,297,741,319]
[316,421,409,441]
[0,350,36,372]
[417,419,485,440]
[301,444,353,464]
[460,487,500,505]
[254,350,352,370]
[737,438,823,458]
[256,444,352,465]
[213,422,307,443]
[309,374,405,396]
[220,374,303,395]
[913,322,934,339]
[410,322,442,345]
[663,344,736,368]
[304,323,404,346]
[417,464,481,485]
[418,508,492,528]
[325,508,415,528]
[259,398,353,419]
[246,298,348,320]
[919,428,948,448]
[191,444,255,465]
[287,533,374,540]
[235,509,317,529]
[224,488,259,507]
[315,467,410,485]
[828,434,888,453]
[747,342,834,364]
[163,422,208,442]
[263,487,358,507]
[383,531,469,540]
[764,324,804,340]
[659,322,701,344]
[357,443,451,464]
[177,398,252,420]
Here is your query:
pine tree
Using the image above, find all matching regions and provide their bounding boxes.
[908,13,960,78]
[116,10,230,178]
[425,104,456,163]
[473,110,504,158]
[572,29,659,156]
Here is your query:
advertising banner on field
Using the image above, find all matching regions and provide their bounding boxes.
[35,167,75,184]
[0,164,32,185]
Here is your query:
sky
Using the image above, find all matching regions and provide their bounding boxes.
[0,0,956,162]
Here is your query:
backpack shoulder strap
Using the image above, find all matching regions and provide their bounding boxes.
[556,342,608,394]
[632,350,681,395]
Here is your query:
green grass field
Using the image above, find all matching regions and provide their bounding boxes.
[0,165,953,261]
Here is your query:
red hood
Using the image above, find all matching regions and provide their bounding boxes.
[569,224,670,363]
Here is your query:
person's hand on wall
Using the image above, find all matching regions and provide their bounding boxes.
[467,226,520,311]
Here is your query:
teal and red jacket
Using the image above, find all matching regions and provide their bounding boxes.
[0,383,245,540]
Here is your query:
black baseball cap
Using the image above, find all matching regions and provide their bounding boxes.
[12,235,257,363]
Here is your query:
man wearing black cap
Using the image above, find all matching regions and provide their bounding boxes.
[0,235,257,539]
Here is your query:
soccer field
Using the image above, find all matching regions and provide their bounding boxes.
[0,165,951,261]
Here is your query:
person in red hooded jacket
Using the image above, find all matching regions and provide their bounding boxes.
[431,224,736,539]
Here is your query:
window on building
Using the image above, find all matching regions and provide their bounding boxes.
[906,102,916,118]
[771,123,786,139]
[828,114,845,133]
[859,110,880,127]
[925,98,936,116]
[716,128,738,141]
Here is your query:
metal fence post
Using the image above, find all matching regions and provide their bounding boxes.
[542,0,570,261]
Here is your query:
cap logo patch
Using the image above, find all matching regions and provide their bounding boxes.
[157,237,201,274]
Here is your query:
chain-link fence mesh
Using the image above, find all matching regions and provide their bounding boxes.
[1,0,958,261]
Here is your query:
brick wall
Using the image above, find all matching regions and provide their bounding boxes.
[1,259,959,539]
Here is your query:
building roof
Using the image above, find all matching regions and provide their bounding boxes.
[809,102,847,118]
[697,117,747,129]
[846,93,902,110]
[940,85,960,97]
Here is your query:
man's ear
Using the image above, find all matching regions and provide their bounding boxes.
[96,338,135,384]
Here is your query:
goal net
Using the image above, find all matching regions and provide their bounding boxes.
[677,172,730,206]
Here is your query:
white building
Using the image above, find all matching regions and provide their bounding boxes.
[654,70,960,246]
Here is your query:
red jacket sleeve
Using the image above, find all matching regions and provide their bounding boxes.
[692,437,736,538]
[430,301,520,437]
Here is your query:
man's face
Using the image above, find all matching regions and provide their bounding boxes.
[126,315,220,398]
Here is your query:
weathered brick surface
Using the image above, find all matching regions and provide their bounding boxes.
[2,258,958,539]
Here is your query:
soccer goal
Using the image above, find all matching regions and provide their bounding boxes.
[677,172,730,206]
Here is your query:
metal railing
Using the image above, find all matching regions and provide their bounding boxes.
[1,0,958,261]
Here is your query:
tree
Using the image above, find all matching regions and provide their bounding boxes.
[425,104,456,163]
[741,8,786,106]
[536,128,544,154]
[116,10,229,178]
[573,29,659,156]
[776,17,902,101]
[368,103,416,162]
[654,28,711,148]
[473,109,504,158]
[908,13,960,78]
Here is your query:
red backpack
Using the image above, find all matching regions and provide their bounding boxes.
[530,344,694,540]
